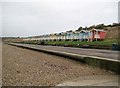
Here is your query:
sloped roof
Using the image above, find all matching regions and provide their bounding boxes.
[80,30,90,33]
[91,28,105,32]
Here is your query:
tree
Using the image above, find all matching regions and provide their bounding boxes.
[75,26,83,31]
[82,26,88,30]
[95,24,104,29]
[66,30,73,32]
[89,25,95,29]
[112,23,120,27]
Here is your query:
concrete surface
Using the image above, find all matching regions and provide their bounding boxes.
[11,43,118,60]
[57,75,119,86]
[6,43,120,74]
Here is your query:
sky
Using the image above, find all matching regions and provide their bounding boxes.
[0,0,119,37]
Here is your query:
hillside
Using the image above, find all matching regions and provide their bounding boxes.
[105,26,119,39]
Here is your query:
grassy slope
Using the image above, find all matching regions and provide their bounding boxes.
[21,26,119,48]
[46,39,119,46]
[46,26,120,46]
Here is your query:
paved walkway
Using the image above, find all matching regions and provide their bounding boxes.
[11,43,119,60]
[57,75,119,86]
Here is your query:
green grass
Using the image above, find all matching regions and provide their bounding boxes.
[46,39,119,46]
[21,38,119,50]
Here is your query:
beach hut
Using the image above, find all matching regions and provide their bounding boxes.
[66,31,73,41]
[50,34,55,41]
[91,28,106,41]
[79,30,90,41]
[60,32,66,40]
[55,33,60,41]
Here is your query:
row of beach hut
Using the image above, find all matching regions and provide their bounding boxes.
[23,28,106,42]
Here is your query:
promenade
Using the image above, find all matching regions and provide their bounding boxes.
[9,43,119,60]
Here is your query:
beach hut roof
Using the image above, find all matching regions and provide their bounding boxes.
[91,28,105,32]
[80,30,89,33]
[74,31,81,33]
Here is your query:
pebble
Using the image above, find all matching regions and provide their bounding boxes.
[2,44,113,86]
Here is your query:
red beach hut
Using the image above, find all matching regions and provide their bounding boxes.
[91,29,106,41]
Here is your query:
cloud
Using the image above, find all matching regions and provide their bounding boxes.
[1,0,118,37]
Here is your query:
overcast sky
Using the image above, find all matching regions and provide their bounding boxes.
[0,0,119,37]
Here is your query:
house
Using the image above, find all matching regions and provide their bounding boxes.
[75,31,80,40]
[78,30,90,41]
[55,33,61,41]
[91,28,106,41]
[22,28,107,43]
[60,32,66,40]
[50,34,55,41]
[66,31,73,41]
